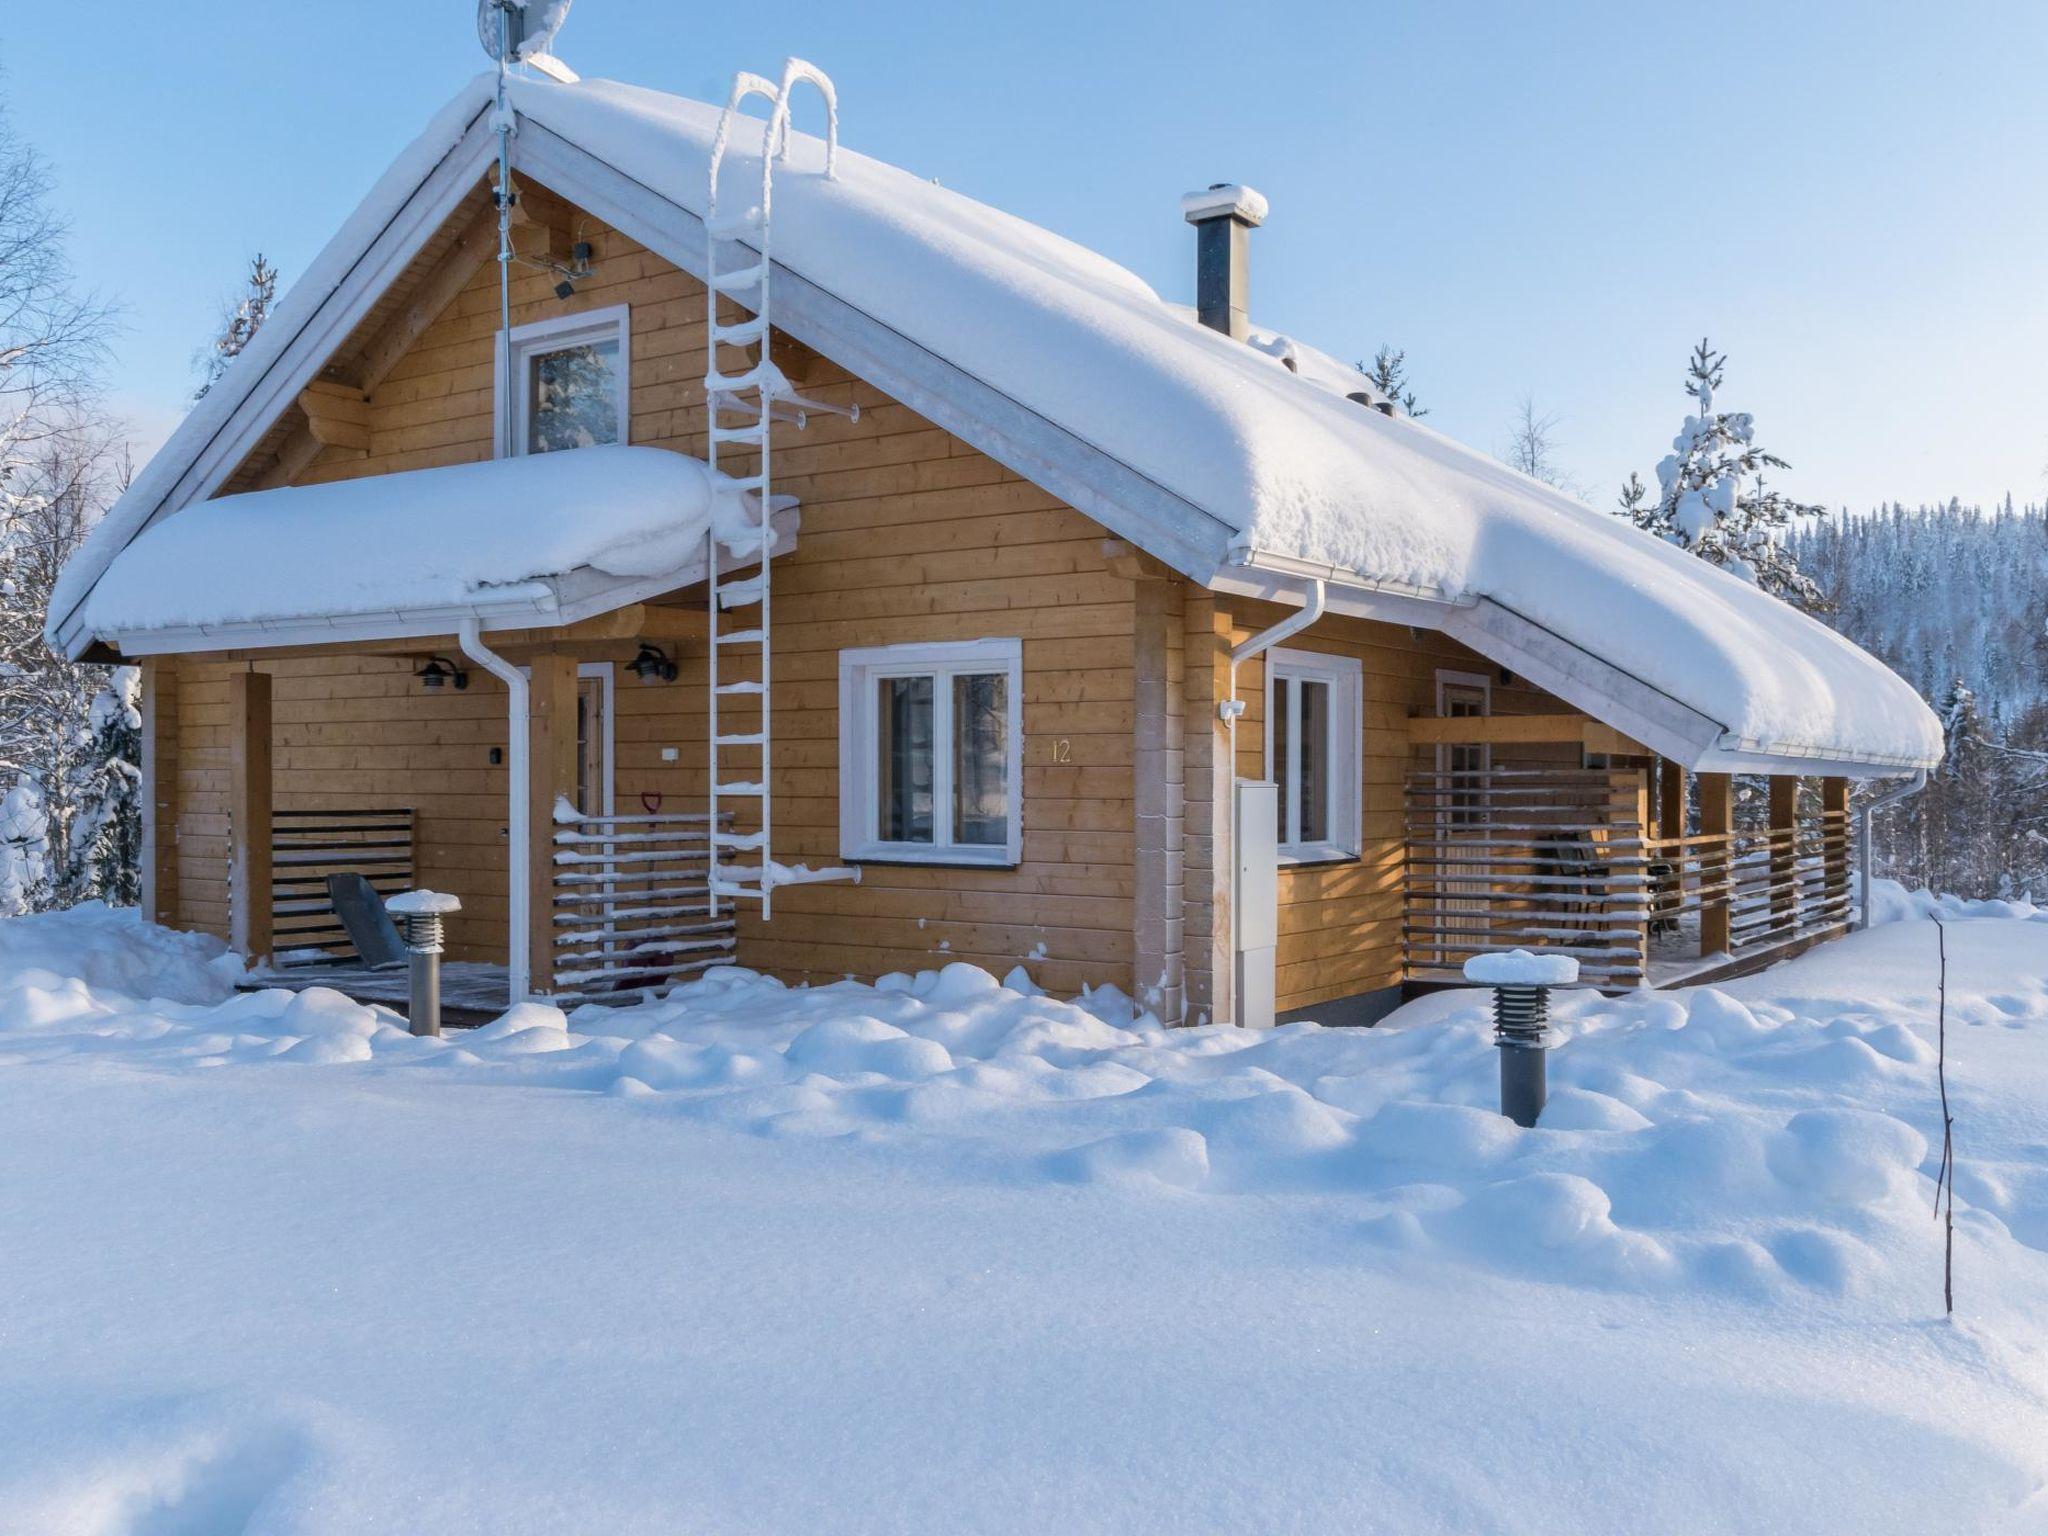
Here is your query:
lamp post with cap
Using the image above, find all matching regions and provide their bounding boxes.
[387,889,463,1037]
[1463,949,1579,1128]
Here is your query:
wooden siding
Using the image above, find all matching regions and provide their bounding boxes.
[1219,600,1577,1014]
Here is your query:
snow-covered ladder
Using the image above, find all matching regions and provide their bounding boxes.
[703,59,845,918]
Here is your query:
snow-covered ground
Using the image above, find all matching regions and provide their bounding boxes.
[0,900,2044,1534]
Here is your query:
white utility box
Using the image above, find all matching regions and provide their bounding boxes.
[1234,778,1278,1029]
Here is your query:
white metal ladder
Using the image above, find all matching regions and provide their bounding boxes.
[703,58,842,918]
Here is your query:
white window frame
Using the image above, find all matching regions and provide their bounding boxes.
[493,303,631,458]
[1434,669,1493,830]
[1265,646,1362,865]
[839,638,1024,867]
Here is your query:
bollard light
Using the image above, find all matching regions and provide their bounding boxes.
[387,889,463,1038]
[1462,949,1579,1128]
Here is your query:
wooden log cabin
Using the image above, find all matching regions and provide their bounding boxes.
[47,64,1941,1026]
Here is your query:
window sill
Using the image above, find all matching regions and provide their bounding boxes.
[1278,845,1362,869]
[845,846,1019,870]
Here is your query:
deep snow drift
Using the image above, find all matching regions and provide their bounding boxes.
[0,901,2044,1532]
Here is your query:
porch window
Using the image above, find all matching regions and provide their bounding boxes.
[1436,671,1492,829]
[496,305,630,457]
[1266,647,1362,863]
[840,639,1022,865]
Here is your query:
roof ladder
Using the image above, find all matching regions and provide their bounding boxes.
[702,58,845,919]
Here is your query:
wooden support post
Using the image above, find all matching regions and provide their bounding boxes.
[1822,776,1850,927]
[1698,772,1732,957]
[1658,759,1688,842]
[228,668,273,963]
[1132,575,1186,1021]
[1770,775,1800,928]
[1182,594,1235,1026]
[138,659,180,927]
[526,653,579,994]
[1608,769,1650,983]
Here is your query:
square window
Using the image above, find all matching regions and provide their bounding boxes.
[1266,647,1362,863]
[496,305,630,457]
[840,640,1022,865]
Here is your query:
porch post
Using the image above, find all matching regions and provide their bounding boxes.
[227,668,273,963]
[526,652,579,997]
[138,659,180,927]
[1133,574,1187,1021]
[1769,775,1800,933]
[1821,776,1851,929]
[1657,759,1688,842]
[1609,768,1650,984]
[1697,772,1732,957]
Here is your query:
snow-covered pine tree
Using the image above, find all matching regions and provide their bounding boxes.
[1621,339,1828,611]
[193,252,278,400]
[1357,345,1427,417]
[0,775,50,916]
[64,666,142,906]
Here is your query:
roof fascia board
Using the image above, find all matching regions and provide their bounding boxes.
[510,122,1234,584]
[50,105,502,658]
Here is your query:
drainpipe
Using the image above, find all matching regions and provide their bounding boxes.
[1856,768,1927,931]
[1219,578,1325,1024]
[459,618,531,998]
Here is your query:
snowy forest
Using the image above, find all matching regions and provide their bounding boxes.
[1792,502,2048,898]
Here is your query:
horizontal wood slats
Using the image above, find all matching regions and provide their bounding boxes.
[271,807,415,961]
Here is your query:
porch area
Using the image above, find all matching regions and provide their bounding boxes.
[1402,714,1852,990]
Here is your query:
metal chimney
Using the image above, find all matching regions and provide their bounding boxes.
[1181,183,1268,341]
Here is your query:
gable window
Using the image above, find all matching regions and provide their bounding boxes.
[495,305,630,457]
[840,639,1022,866]
[1266,647,1362,863]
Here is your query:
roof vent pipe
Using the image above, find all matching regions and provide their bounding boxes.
[1181,183,1268,342]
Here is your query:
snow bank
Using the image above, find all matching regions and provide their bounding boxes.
[1867,876,2043,925]
[0,903,2034,1313]
[0,905,2044,1530]
[80,446,763,634]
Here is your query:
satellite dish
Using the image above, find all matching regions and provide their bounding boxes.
[475,0,576,77]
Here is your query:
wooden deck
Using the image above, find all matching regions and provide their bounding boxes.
[238,961,513,1028]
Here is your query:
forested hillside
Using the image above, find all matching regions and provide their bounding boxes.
[1789,501,2048,897]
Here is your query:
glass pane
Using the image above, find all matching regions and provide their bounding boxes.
[526,337,621,453]
[1297,680,1329,844]
[1274,678,1292,842]
[952,672,1009,847]
[876,676,934,842]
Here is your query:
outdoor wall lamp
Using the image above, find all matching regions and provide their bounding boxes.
[415,656,469,691]
[629,643,679,684]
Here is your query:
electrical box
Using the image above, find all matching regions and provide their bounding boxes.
[1234,778,1278,1029]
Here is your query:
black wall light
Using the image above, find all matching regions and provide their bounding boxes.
[629,643,678,684]
[415,656,469,691]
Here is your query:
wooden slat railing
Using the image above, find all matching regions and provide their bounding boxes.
[1404,767,1653,985]
[548,804,738,1003]
[270,807,415,962]
[1643,810,1853,959]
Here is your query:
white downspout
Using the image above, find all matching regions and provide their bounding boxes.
[460,618,531,998]
[1218,578,1326,1024]
[1856,768,1927,930]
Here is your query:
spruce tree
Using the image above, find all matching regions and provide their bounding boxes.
[1621,339,1828,610]
[194,253,278,400]
[1357,345,1426,417]
[64,667,142,906]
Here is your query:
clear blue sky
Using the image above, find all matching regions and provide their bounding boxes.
[5,0,2044,512]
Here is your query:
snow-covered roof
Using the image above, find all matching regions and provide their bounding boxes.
[80,446,763,647]
[53,70,1939,772]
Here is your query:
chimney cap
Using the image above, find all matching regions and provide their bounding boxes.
[1180,183,1268,227]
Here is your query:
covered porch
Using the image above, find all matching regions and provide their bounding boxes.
[1402,712,1852,990]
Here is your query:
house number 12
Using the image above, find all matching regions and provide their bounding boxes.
[1051,739,1072,762]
